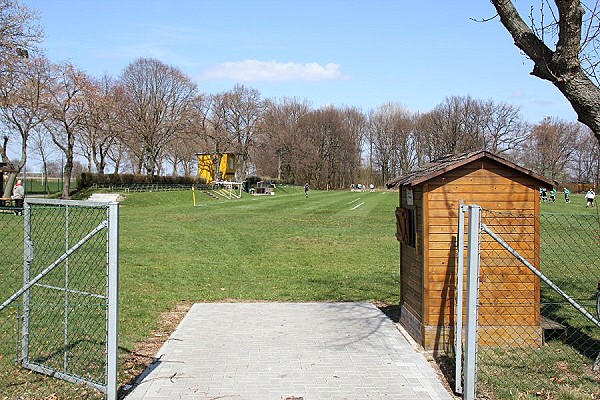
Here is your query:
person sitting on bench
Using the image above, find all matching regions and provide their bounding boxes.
[11,179,24,216]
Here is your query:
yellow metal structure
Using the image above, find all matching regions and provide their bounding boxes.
[197,153,237,183]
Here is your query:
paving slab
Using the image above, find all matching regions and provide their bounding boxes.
[124,302,454,400]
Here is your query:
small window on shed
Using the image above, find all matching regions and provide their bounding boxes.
[395,207,416,247]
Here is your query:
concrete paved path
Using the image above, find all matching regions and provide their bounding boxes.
[124,302,454,400]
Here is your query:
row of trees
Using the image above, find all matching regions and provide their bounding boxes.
[2,53,598,197]
[1,1,598,199]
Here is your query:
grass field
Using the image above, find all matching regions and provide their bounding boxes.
[117,186,400,348]
[1,188,598,399]
[0,186,401,398]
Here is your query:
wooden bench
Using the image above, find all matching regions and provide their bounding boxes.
[0,197,14,207]
[0,197,20,214]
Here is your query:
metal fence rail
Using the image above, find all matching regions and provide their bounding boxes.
[92,183,195,192]
[0,199,118,400]
[458,206,600,399]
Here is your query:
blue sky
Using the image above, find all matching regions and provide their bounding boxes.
[24,0,579,124]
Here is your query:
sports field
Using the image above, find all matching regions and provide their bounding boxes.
[118,186,401,347]
[1,187,598,399]
[0,186,401,399]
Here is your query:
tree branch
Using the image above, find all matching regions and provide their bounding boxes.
[492,0,600,144]
[555,0,585,70]
[491,0,556,80]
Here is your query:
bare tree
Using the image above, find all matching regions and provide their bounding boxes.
[77,74,123,174]
[569,126,599,183]
[120,57,197,176]
[340,106,367,187]
[0,0,42,68]
[44,159,62,177]
[479,100,528,153]
[164,109,201,177]
[412,96,527,163]
[0,55,50,196]
[256,97,311,181]
[29,125,55,193]
[256,101,362,187]
[295,106,360,189]
[0,0,43,195]
[43,62,90,198]
[518,117,580,181]
[414,96,484,162]
[222,84,265,180]
[368,103,416,185]
[106,142,126,174]
[491,0,600,143]
[296,109,332,187]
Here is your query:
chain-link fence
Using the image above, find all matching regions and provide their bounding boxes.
[0,202,26,392]
[0,199,118,399]
[468,208,600,399]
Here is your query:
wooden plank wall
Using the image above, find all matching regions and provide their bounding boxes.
[421,160,541,349]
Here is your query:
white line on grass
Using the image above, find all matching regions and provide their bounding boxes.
[349,198,362,204]
[351,202,365,210]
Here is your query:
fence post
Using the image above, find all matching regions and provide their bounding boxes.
[463,205,481,400]
[21,200,32,365]
[454,203,467,395]
[106,202,119,400]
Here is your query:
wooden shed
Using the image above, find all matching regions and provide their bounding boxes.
[386,151,555,352]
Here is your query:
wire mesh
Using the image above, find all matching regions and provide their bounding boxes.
[476,209,600,399]
[0,200,112,397]
[0,205,26,389]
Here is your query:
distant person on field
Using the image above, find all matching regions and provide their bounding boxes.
[304,183,309,198]
[369,183,375,192]
[585,189,596,207]
[564,188,570,203]
[549,187,557,203]
[540,187,548,203]
[11,179,24,216]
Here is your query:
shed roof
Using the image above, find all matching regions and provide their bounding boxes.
[385,150,555,189]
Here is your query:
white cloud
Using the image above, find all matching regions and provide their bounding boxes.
[509,90,527,99]
[201,60,345,82]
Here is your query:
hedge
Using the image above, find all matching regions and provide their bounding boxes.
[78,173,205,188]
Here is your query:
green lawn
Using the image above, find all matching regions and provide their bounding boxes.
[1,188,597,399]
[0,186,401,399]
[118,186,400,348]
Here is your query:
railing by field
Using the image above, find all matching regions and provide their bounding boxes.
[91,183,201,192]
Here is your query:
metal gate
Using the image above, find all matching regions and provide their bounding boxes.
[0,198,118,399]
[456,204,600,399]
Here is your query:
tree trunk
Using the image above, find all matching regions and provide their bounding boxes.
[491,0,600,144]
[212,153,223,181]
[62,157,73,199]
[112,145,123,174]
[42,160,49,194]
[4,172,17,199]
